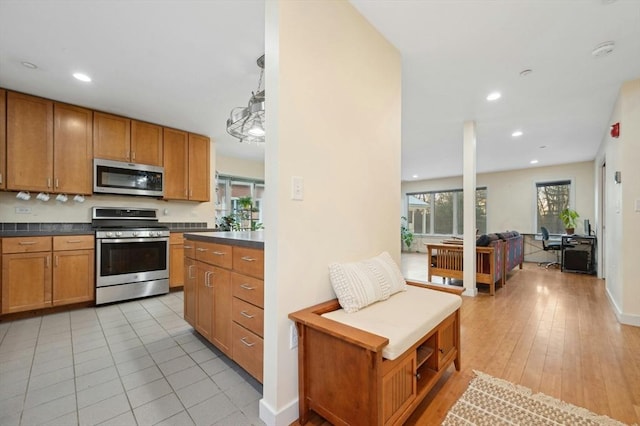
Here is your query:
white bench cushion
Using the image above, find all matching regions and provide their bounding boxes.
[322,285,462,360]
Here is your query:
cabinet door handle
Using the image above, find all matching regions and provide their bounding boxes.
[240,337,256,347]
[241,256,256,262]
[196,248,208,252]
[55,178,59,188]
[131,151,136,161]
[46,256,50,268]
[184,245,193,249]
[212,251,226,256]
[19,241,37,245]
[0,172,3,184]
[188,265,195,279]
[47,178,52,188]
[239,284,255,291]
[240,311,255,319]
[55,256,58,267]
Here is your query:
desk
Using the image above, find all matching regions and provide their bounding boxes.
[561,235,596,274]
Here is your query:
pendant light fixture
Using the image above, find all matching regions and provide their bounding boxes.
[226,55,265,143]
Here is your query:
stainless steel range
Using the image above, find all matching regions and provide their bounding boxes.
[92,207,169,305]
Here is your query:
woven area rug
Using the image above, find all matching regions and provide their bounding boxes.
[442,370,627,425]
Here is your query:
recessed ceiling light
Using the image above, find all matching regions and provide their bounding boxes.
[412,174,419,179]
[512,130,523,137]
[519,69,533,77]
[486,92,501,101]
[73,72,92,82]
[592,41,615,58]
[21,61,38,69]
[530,159,539,164]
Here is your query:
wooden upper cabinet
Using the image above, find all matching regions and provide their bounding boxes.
[131,120,163,166]
[54,103,93,194]
[7,92,54,192]
[0,89,6,190]
[93,112,131,162]
[163,128,189,200]
[188,133,210,202]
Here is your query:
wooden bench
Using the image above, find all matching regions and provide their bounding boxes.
[289,282,463,425]
[426,240,505,295]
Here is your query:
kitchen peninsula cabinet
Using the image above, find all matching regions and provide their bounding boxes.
[184,232,264,382]
[0,89,6,190]
[163,129,210,202]
[6,92,92,194]
[1,235,94,314]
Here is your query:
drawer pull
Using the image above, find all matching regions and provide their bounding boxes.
[66,240,82,243]
[184,245,193,249]
[240,337,256,347]
[239,284,255,291]
[240,311,255,319]
[241,256,256,262]
[212,251,226,256]
[196,248,208,252]
[19,241,37,245]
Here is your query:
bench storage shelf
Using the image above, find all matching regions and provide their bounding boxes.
[289,282,462,426]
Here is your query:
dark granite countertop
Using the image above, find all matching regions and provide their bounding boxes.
[0,230,95,237]
[184,231,264,249]
[0,222,214,238]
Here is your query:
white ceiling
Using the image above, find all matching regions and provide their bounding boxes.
[1,1,639,181]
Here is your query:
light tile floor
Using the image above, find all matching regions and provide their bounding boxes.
[0,292,265,426]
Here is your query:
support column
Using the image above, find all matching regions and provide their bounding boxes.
[463,121,478,297]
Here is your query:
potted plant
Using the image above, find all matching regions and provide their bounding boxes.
[559,208,579,235]
[401,216,415,252]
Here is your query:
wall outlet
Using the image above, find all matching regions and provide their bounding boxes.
[15,207,32,214]
[289,323,298,349]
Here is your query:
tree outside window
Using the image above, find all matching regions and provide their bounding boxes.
[536,180,571,234]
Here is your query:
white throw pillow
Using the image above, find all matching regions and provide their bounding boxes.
[328,251,407,313]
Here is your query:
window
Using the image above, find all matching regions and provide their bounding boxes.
[216,175,265,230]
[407,188,487,235]
[536,180,571,234]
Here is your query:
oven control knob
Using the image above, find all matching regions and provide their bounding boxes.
[115,232,123,237]
[132,231,138,237]
[106,232,113,238]
[151,231,158,237]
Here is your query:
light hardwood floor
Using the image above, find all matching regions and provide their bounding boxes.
[294,255,640,425]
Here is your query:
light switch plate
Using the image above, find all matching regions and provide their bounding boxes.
[635,199,640,212]
[291,176,304,201]
[15,207,31,214]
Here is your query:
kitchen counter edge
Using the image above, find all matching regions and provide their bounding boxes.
[184,231,264,249]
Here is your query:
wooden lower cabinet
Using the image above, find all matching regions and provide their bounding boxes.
[1,235,94,314]
[185,238,264,382]
[184,257,197,327]
[169,233,185,289]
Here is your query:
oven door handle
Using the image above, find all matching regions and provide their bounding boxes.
[98,237,169,244]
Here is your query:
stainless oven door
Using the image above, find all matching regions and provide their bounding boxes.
[96,237,169,287]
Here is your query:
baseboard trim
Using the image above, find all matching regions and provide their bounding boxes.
[605,286,640,327]
[259,397,298,426]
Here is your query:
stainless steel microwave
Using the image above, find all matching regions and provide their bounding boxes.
[94,158,164,197]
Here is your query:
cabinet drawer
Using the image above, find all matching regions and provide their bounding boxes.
[231,273,264,308]
[3,236,51,254]
[183,239,196,259]
[233,246,264,279]
[195,242,232,268]
[232,322,263,383]
[232,297,264,337]
[170,233,184,245]
[53,235,94,251]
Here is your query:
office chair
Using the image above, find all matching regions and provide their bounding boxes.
[540,226,563,269]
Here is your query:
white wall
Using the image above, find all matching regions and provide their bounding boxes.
[216,155,264,180]
[0,145,217,226]
[596,78,640,326]
[402,161,595,242]
[261,1,401,424]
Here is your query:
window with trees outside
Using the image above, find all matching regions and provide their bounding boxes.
[407,188,487,235]
[216,175,264,230]
[536,180,571,234]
